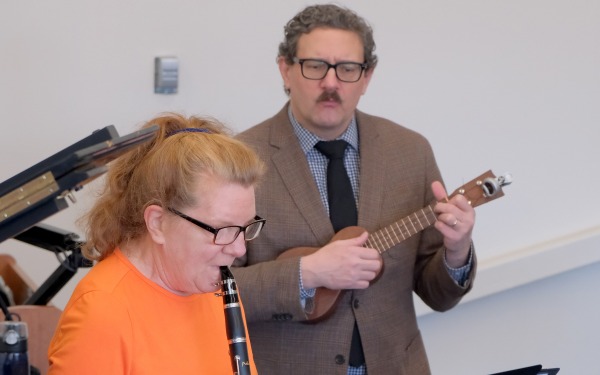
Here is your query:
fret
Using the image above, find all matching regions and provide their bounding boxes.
[421,207,432,225]
[381,227,392,249]
[422,206,433,225]
[369,228,387,252]
[372,232,385,252]
[399,218,409,237]
[365,238,380,253]
[406,216,417,234]
[422,209,430,226]
[393,221,408,239]
[377,231,388,250]
[367,233,377,250]
[428,205,436,224]
[377,230,388,250]
[366,203,441,255]
[383,225,398,247]
[413,212,424,230]
[388,225,401,243]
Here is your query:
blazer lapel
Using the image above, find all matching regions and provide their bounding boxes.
[269,109,334,242]
[356,111,386,231]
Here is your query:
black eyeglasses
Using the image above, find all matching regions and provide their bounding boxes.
[168,207,266,245]
[293,57,367,83]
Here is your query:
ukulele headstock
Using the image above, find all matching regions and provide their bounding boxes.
[449,170,512,208]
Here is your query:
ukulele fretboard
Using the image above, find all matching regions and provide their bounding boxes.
[365,204,437,253]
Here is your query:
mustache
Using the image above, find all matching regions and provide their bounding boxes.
[317,91,341,103]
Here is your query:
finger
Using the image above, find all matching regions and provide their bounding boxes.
[451,193,474,211]
[332,230,369,248]
[360,270,379,283]
[344,230,369,245]
[448,217,459,227]
[431,181,449,202]
[438,213,459,228]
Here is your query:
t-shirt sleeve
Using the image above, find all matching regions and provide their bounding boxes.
[48,291,133,374]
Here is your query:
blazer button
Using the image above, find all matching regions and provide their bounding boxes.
[335,355,345,365]
[353,298,360,309]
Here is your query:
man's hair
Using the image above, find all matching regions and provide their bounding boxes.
[278,4,378,68]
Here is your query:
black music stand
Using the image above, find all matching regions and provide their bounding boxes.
[13,223,90,306]
[490,365,560,375]
[0,124,158,305]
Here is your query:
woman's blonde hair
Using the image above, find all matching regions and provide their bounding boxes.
[80,113,265,261]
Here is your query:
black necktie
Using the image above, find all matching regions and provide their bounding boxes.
[315,140,357,231]
[315,140,365,367]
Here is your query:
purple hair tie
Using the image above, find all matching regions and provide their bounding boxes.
[167,128,212,137]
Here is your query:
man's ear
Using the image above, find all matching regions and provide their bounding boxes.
[145,205,166,245]
[361,66,375,95]
[277,56,292,89]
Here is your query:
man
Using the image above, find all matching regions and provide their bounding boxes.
[232,4,476,374]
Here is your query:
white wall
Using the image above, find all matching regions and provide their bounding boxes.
[1,1,599,373]
[419,260,600,375]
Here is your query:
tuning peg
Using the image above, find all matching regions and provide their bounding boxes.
[481,172,513,197]
[498,173,513,187]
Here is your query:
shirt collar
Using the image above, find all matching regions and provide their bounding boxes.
[287,105,359,155]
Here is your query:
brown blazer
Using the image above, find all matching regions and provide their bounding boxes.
[233,104,476,375]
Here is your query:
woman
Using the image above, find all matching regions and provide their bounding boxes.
[48,113,264,374]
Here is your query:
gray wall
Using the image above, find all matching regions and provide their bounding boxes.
[1,1,599,373]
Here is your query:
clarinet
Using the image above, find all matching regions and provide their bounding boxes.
[217,266,252,375]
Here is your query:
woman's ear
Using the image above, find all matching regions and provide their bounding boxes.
[145,205,166,244]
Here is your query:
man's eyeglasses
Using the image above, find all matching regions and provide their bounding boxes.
[168,207,266,245]
[293,57,367,83]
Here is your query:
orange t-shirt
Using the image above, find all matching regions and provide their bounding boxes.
[48,249,257,374]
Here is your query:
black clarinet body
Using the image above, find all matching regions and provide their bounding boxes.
[217,266,251,375]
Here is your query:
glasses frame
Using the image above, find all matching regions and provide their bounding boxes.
[167,207,266,245]
[293,57,368,83]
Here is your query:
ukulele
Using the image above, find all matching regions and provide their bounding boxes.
[277,170,512,321]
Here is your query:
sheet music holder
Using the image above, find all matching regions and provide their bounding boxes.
[0,124,158,305]
[0,125,158,243]
[490,365,560,375]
